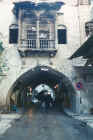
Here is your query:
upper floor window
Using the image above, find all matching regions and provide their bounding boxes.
[9,24,18,44]
[85,21,93,36]
[57,25,67,44]
[79,0,90,5]
[19,16,55,50]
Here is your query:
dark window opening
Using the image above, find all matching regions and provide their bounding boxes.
[9,28,18,44]
[58,29,67,44]
[85,21,93,36]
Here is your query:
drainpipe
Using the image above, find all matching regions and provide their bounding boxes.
[37,16,40,50]
[18,9,22,49]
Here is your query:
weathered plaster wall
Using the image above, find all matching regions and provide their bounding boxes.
[0,0,92,113]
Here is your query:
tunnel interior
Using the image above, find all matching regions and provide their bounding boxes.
[8,66,76,112]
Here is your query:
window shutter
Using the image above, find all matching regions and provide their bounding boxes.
[9,28,18,44]
[58,29,67,44]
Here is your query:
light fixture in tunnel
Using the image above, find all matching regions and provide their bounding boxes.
[54,84,59,89]
[27,87,32,95]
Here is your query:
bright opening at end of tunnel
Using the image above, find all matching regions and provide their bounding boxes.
[32,84,55,103]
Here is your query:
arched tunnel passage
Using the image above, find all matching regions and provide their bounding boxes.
[7,66,76,112]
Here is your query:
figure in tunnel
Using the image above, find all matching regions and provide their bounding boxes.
[36,90,54,111]
[44,91,54,110]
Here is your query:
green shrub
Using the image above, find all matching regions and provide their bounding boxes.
[0,41,4,54]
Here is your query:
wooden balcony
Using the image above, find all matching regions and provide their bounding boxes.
[18,39,57,57]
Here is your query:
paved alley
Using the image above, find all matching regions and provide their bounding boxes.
[0,105,92,140]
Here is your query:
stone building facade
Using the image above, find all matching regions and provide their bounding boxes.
[0,0,92,114]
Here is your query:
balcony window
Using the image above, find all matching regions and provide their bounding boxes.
[19,17,55,51]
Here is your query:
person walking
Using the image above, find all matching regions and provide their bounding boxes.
[44,91,53,111]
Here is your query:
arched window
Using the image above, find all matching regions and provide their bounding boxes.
[57,25,67,44]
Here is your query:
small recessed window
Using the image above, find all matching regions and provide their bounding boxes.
[57,25,67,44]
[85,21,93,36]
[9,24,18,44]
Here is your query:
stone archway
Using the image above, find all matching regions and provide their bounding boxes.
[7,66,76,112]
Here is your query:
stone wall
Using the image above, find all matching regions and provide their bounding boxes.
[0,0,92,113]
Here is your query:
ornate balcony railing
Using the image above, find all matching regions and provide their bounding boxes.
[19,39,55,50]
